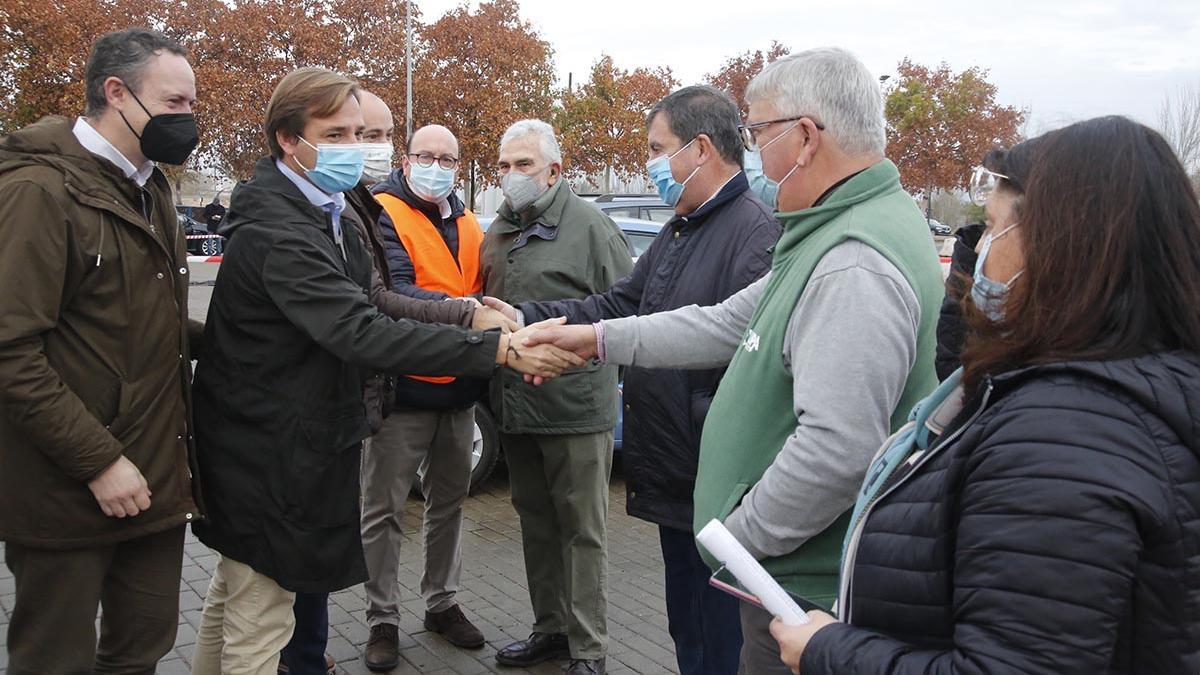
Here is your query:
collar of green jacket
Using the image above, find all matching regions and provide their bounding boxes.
[773,159,902,257]
[494,177,567,232]
[221,156,335,237]
[0,115,168,216]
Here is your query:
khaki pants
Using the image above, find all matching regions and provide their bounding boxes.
[361,407,474,625]
[503,431,613,660]
[738,602,794,675]
[4,525,185,675]
[191,555,296,675]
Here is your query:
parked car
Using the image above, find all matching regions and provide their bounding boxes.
[927,218,952,236]
[445,212,655,493]
[590,193,674,225]
[477,214,662,261]
[176,206,225,256]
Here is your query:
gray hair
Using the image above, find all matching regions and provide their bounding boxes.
[500,119,562,165]
[745,47,886,157]
[646,86,744,167]
[85,28,188,117]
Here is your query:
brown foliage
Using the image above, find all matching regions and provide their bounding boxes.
[705,41,789,118]
[414,0,555,205]
[885,58,1024,194]
[556,54,676,190]
[0,0,159,134]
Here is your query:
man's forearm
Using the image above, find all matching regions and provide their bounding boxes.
[600,274,767,369]
[0,338,125,482]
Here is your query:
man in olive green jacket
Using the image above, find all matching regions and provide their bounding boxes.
[0,29,203,674]
[481,120,632,675]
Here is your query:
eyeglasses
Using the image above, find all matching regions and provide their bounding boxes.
[969,166,1009,206]
[738,115,825,151]
[407,152,459,170]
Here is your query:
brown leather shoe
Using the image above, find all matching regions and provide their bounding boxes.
[363,623,400,672]
[423,604,485,649]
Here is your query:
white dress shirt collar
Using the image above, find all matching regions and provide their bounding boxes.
[72,117,154,187]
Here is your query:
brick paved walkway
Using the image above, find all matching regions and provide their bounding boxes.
[0,470,679,674]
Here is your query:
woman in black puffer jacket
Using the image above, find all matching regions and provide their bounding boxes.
[771,116,1200,674]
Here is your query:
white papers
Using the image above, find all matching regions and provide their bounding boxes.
[696,519,810,625]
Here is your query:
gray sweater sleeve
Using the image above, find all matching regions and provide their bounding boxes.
[599,273,768,369]
[723,240,920,560]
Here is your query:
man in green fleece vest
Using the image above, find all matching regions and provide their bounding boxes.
[523,47,944,674]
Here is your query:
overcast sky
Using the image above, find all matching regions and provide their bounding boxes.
[415,0,1200,135]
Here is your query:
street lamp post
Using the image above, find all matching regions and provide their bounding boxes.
[405,0,413,142]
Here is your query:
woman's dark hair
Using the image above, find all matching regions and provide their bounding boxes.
[961,115,1200,393]
[983,138,1038,196]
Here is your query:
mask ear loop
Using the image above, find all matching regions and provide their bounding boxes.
[294,136,319,173]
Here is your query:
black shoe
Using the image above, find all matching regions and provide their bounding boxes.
[424,605,485,649]
[566,657,606,675]
[363,623,400,672]
[495,632,570,667]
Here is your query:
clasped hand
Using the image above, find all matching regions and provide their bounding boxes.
[500,317,586,380]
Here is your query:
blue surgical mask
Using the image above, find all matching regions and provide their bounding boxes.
[971,222,1023,322]
[407,162,456,202]
[646,138,701,207]
[297,137,364,194]
[744,148,779,210]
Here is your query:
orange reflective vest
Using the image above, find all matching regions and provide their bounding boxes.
[375,192,484,384]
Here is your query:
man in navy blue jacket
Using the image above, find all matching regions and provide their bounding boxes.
[485,86,780,675]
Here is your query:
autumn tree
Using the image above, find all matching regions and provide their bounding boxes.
[167,0,414,179]
[885,58,1024,207]
[556,54,676,192]
[705,41,790,118]
[0,0,416,180]
[413,0,555,208]
[0,0,163,135]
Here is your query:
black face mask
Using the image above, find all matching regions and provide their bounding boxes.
[117,84,199,166]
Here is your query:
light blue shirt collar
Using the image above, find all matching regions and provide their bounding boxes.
[276,158,348,259]
[275,158,346,213]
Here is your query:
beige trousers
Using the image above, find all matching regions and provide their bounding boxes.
[190,555,296,675]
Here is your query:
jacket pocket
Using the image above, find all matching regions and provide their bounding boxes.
[79,375,123,429]
[282,411,368,528]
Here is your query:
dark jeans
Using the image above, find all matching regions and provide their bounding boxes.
[5,526,185,675]
[659,525,743,675]
[280,592,329,675]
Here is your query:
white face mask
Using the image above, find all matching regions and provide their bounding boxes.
[360,143,394,184]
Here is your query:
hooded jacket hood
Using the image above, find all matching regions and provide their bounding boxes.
[0,116,154,208]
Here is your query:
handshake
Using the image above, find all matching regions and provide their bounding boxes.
[478,296,602,386]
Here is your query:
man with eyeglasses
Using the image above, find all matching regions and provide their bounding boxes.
[520,48,945,673]
[360,123,490,669]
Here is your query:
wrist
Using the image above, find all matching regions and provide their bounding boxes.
[497,333,510,366]
[593,322,606,363]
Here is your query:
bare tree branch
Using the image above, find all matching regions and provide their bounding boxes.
[1158,82,1200,175]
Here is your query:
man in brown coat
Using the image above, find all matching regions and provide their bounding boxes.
[0,28,203,674]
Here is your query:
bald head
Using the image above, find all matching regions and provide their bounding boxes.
[409,125,459,157]
[359,90,394,144]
